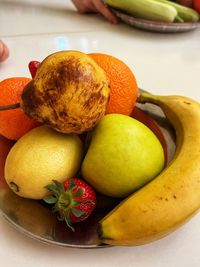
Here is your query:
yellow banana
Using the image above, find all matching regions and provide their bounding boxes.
[98,92,200,246]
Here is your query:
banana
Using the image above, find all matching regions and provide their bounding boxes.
[98,92,200,246]
[155,0,200,22]
[105,0,178,22]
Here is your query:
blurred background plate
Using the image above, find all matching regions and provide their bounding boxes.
[111,8,200,33]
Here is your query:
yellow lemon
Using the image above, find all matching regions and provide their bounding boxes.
[5,126,83,199]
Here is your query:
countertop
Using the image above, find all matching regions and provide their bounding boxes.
[0,1,200,266]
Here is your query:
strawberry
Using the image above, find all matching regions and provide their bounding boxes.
[43,178,96,231]
[28,61,40,78]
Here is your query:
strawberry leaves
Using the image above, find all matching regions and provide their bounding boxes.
[43,178,96,231]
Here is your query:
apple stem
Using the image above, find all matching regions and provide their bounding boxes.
[0,103,20,111]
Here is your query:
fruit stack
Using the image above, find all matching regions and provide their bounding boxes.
[0,50,200,246]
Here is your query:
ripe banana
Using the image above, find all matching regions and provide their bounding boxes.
[98,92,200,246]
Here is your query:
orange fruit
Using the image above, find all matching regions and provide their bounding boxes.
[89,53,138,115]
[0,77,39,140]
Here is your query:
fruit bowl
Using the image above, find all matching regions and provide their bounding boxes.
[111,8,200,33]
[0,98,176,248]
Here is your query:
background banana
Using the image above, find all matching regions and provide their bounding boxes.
[156,0,199,21]
[98,93,200,246]
[105,0,199,22]
[105,0,178,22]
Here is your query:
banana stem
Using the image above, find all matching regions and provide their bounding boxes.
[137,92,160,106]
[0,103,20,111]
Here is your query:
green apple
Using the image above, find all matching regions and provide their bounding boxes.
[81,114,164,198]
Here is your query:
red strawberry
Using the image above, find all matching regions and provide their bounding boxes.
[43,178,96,231]
[28,61,40,78]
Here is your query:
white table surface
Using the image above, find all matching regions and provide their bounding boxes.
[0,1,200,266]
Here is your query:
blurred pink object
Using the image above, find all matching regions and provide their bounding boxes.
[71,0,118,24]
[0,40,9,63]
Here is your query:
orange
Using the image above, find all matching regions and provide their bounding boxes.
[0,77,39,140]
[89,53,138,115]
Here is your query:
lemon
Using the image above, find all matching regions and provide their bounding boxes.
[5,126,83,199]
